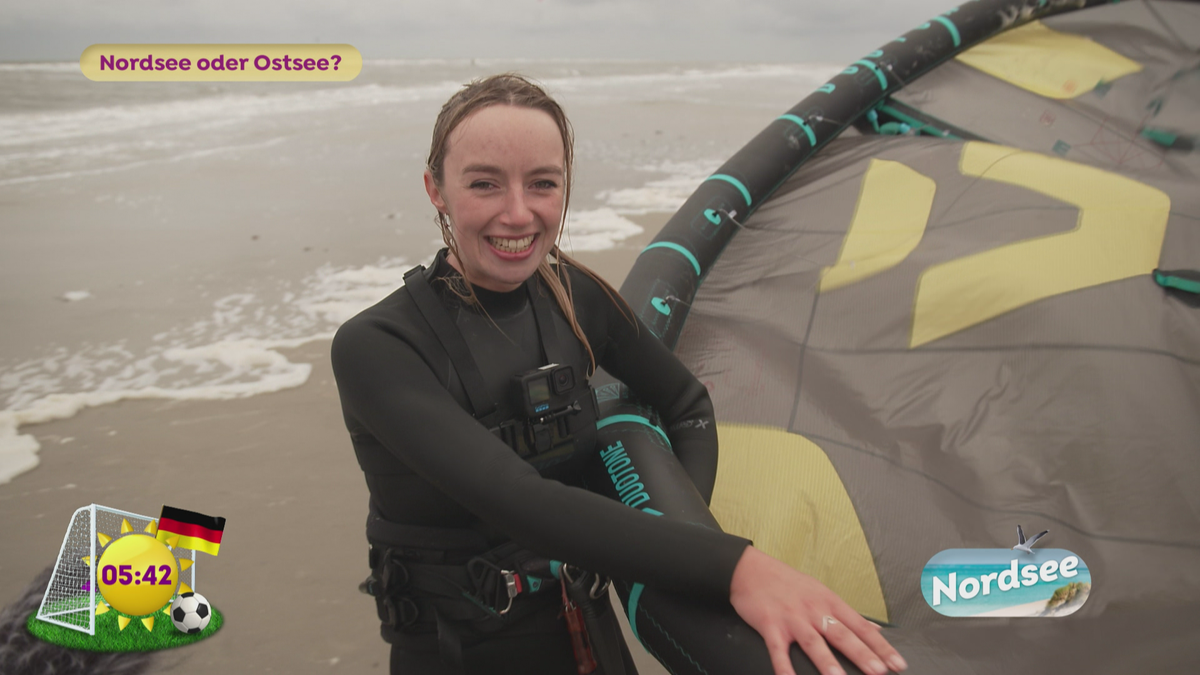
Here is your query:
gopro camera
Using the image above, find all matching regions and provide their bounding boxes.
[514,363,576,419]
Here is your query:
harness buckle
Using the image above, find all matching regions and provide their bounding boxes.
[589,573,610,600]
[383,595,420,628]
[499,570,520,615]
[379,548,410,591]
[466,557,524,616]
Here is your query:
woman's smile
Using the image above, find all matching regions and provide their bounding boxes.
[487,233,537,256]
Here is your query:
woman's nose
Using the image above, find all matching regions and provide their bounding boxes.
[499,187,534,225]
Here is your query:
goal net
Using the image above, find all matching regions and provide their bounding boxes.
[35,504,198,635]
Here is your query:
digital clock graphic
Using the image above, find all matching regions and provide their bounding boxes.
[86,517,193,631]
[97,533,179,616]
[30,504,225,649]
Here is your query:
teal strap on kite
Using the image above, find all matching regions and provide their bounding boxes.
[876,103,929,135]
[1154,269,1200,294]
[624,505,664,646]
[641,242,701,277]
[1141,128,1180,147]
[854,59,889,90]
[704,174,752,207]
[777,114,818,146]
[933,16,961,47]
[597,414,672,449]
[627,583,647,644]
[865,109,881,133]
[875,103,960,139]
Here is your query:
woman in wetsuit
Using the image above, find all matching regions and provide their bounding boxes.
[331,74,906,675]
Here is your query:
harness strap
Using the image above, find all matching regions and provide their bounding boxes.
[367,505,488,561]
[404,261,578,425]
[403,264,497,420]
[525,272,569,367]
[364,507,563,668]
[563,566,630,675]
[436,609,466,672]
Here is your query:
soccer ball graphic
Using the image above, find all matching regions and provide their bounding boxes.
[170,592,211,634]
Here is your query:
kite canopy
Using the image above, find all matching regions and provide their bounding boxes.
[619,0,1200,668]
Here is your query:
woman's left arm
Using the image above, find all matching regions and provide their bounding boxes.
[586,281,909,675]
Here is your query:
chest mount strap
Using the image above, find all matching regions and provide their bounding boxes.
[402,262,598,467]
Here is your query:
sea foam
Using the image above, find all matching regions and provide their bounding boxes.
[0,257,413,485]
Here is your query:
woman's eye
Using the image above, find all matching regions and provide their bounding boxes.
[469,181,496,190]
[533,179,559,190]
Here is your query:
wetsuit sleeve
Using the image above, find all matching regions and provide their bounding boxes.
[332,315,748,603]
[596,307,722,505]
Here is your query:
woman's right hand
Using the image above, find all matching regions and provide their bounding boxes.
[729,546,907,675]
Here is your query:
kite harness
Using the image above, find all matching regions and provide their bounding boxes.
[356,262,630,674]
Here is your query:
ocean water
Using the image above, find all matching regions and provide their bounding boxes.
[0,59,840,483]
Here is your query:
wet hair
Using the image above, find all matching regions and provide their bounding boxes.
[426,73,635,375]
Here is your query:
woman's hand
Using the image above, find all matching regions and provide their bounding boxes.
[730,546,907,675]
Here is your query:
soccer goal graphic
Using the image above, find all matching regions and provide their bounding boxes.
[35,504,198,636]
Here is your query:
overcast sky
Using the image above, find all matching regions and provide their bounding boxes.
[2,0,958,63]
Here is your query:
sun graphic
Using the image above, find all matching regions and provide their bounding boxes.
[82,518,194,632]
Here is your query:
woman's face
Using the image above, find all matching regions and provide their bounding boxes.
[424,104,565,293]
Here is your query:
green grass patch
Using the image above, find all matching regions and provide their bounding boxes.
[26,596,222,652]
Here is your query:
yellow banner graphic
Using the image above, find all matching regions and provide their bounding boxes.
[80,44,361,82]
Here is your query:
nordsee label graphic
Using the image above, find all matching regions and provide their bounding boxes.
[921,547,1091,617]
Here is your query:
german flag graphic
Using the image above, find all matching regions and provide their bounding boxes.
[156,506,225,556]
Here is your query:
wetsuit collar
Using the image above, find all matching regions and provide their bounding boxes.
[431,248,531,319]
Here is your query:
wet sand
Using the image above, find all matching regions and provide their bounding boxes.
[0,230,671,675]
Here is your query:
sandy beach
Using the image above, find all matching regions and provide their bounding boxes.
[970,600,1048,618]
[0,230,671,675]
[971,594,1088,619]
[0,60,845,673]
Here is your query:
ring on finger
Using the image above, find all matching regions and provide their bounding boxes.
[820,615,839,633]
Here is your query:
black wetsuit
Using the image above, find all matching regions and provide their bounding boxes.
[331,249,751,673]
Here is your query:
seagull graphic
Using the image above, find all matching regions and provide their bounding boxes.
[1013,525,1049,553]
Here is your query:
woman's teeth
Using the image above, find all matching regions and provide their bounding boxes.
[489,235,535,253]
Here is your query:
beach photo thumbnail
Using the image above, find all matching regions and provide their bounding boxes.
[922,548,1091,618]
